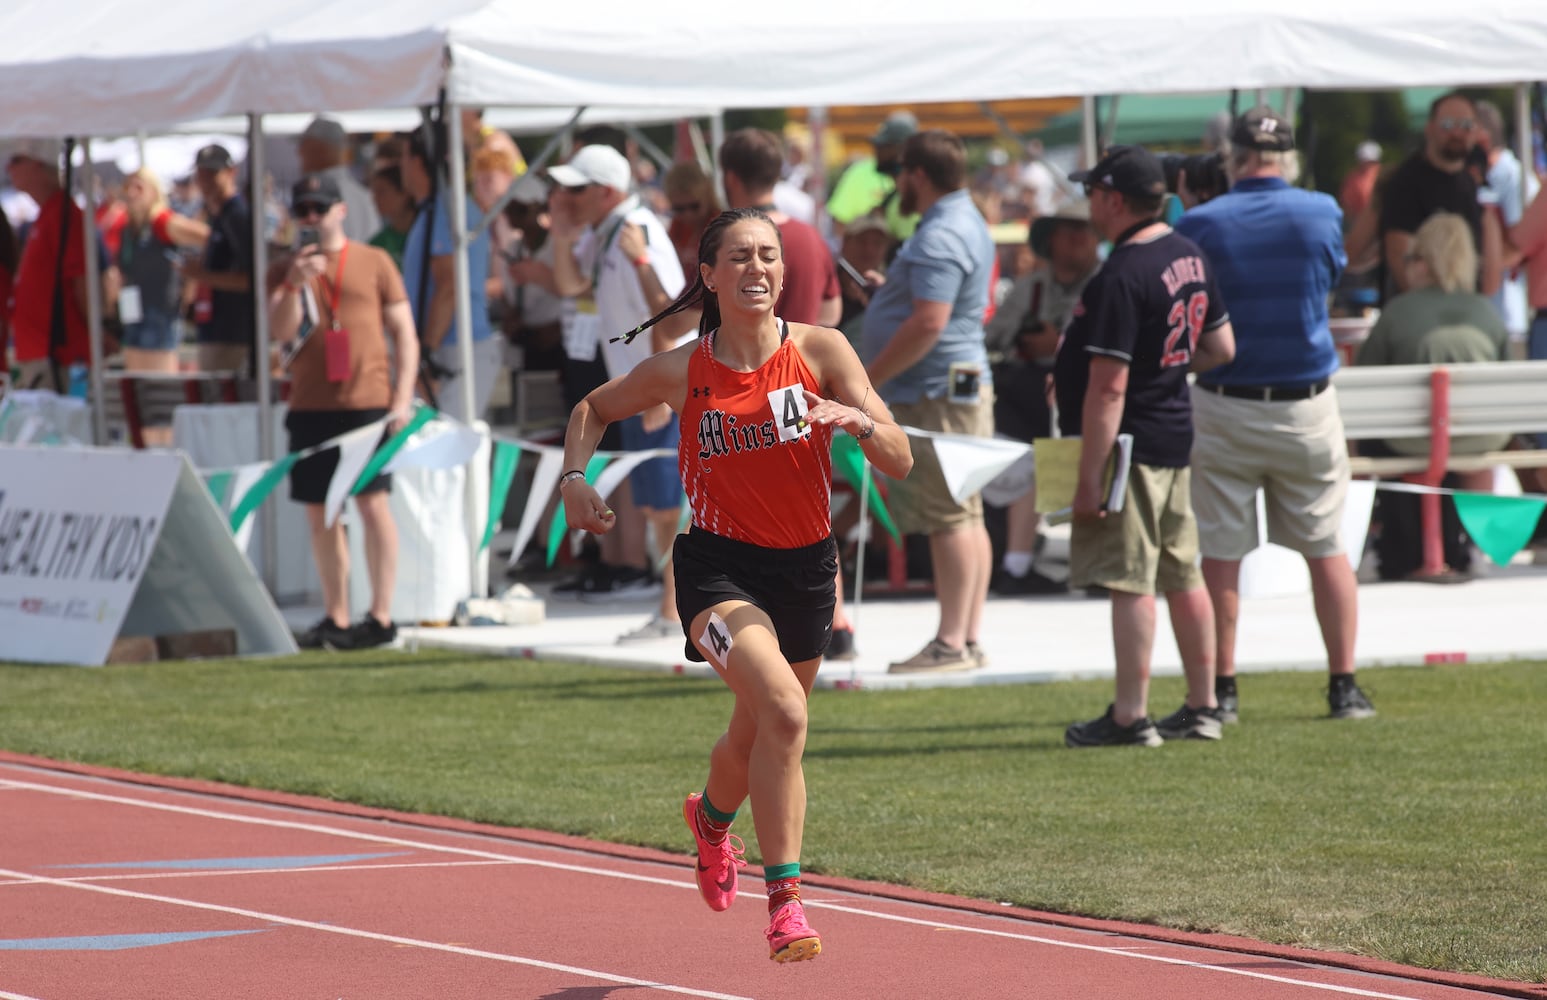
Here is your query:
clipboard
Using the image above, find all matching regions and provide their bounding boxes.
[1033,433,1133,523]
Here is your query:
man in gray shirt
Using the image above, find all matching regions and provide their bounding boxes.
[298,117,380,243]
[862,129,997,674]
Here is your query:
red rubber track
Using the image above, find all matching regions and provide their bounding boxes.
[0,752,1539,1000]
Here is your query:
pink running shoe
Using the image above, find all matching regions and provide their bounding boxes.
[765,900,822,963]
[683,793,746,912]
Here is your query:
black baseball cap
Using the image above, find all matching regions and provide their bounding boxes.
[1231,105,1296,152]
[1068,145,1166,199]
[290,172,343,209]
[194,144,235,172]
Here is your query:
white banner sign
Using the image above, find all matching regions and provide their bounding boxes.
[0,446,180,665]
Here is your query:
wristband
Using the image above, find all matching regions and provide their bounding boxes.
[854,415,875,441]
[558,469,587,489]
[632,254,651,268]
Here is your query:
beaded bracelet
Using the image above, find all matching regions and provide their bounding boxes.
[854,415,876,441]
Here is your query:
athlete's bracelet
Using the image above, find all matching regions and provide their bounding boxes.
[558,469,587,489]
[854,413,875,441]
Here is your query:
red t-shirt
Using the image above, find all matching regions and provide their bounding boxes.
[774,217,840,326]
[12,191,88,364]
[679,328,834,549]
[0,263,13,364]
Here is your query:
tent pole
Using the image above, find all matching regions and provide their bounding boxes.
[80,139,108,446]
[1080,96,1098,169]
[1101,95,1122,149]
[1254,88,1267,107]
[444,102,478,425]
[709,112,726,199]
[249,112,278,594]
[1515,82,1532,208]
[808,106,829,235]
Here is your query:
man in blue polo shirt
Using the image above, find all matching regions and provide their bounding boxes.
[862,128,996,674]
[1176,107,1374,724]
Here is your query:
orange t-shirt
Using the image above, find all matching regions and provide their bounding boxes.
[679,326,834,549]
[270,240,407,412]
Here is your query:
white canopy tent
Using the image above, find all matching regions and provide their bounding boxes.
[4,0,1544,602]
[5,0,1547,139]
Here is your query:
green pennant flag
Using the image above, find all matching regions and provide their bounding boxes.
[229,453,301,534]
[204,470,233,508]
[480,441,523,552]
[1453,492,1547,567]
[831,434,901,544]
[547,454,612,567]
[351,407,437,495]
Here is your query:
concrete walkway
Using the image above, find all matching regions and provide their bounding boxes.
[392,549,1547,690]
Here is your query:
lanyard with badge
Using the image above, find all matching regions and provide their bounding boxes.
[117,225,150,325]
[318,243,351,382]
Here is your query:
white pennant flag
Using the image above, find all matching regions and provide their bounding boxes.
[323,422,388,528]
[386,419,486,473]
[506,447,565,566]
[906,428,1031,504]
[227,462,270,551]
[590,449,672,505]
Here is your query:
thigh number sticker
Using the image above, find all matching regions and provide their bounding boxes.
[699,612,733,667]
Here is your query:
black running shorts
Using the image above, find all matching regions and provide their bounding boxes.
[672,526,837,665]
[285,408,392,505]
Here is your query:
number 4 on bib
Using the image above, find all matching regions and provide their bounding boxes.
[768,384,810,443]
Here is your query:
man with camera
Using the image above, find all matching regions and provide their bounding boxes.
[268,174,420,651]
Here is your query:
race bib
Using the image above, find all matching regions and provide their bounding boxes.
[767,383,811,443]
[561,308,601,362]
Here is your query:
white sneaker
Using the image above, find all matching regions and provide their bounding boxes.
[617,615,680,644]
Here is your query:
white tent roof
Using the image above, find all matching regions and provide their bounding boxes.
[4,0,1546,137]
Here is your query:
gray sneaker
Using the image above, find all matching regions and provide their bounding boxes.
[888,638,975,674]
[1328,679,1376,719]
[617,615,680,644]
[1155,703,1224,741]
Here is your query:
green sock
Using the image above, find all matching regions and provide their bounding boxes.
[700,790,738,825]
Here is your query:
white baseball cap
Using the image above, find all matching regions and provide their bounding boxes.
[3,137,63,167]
[1355,140,1382,164]
[546,144,632,194]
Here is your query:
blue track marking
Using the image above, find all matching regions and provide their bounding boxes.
[0,930,264,951]
[47,852,408,871]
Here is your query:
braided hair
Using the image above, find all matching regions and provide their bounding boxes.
[614,207,784,345]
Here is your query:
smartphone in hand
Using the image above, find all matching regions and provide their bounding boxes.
[837,256,873,290]
[296,226,320,251]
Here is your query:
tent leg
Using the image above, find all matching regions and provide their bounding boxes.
[81,139,108,446]
[1515,83,1533,208]
[250,112,279,595]
[446,100,484,600]
[1080,96,1099,169]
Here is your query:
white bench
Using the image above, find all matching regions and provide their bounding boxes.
[1332,360,1547,575]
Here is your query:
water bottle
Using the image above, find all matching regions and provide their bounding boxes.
[67,363,88,399]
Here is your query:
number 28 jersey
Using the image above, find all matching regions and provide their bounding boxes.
[1054,228,1228,468]
[679,325,835,549]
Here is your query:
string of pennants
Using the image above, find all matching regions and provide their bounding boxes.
[192,405,1547,572]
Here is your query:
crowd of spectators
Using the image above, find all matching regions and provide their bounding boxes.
[3,94,1547,637]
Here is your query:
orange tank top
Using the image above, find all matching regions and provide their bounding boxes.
[679,324,834,549]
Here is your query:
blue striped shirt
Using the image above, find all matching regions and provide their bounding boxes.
[1175,177,1345,386]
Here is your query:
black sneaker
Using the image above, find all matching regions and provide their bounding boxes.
[552,562,612,599]
[350,615,398,650]
[1065,705,1163,748]
[1155,703,1224,741]
[297,617,353,651]
[993,567,1069,596]
[1328,678,1376,719]
[578,565,662,603]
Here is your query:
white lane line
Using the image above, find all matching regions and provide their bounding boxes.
[0,859,519,888]
[0,990,48,1000]
[0,769,1464,1000]
[805,900,1437,1000]
[0,776,695,894]
[0,867,749,1000]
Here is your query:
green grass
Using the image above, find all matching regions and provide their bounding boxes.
[1,652,1543,982]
